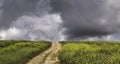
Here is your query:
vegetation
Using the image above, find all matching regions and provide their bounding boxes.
[59,41,120,64]
[0,40,30,48]
[0,40,51,64]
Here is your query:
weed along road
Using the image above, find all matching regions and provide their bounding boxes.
[26,43,61,64]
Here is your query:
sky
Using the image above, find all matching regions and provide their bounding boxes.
[0,0,120,42]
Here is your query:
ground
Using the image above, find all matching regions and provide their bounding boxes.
[26,43,61,64]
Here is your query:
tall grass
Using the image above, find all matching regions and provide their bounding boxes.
[0,41,51,64]
[59,41,120,64]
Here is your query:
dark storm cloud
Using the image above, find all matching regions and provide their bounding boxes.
[0,0,38,28]
[51,0,120,40]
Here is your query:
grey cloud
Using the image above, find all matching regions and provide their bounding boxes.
[0,0,38,28]
[0,0,62,42]
[11,14,62,41]
[1,0,120,41]
[51,0,120,40]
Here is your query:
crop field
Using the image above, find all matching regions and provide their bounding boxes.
[59,41,120,64]
[0,40,51,64]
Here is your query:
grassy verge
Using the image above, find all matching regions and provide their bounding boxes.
[0,41,51,64]
[59,41,120,64]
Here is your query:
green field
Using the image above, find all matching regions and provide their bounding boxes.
[59,41,120,64]
[0,40,51,64]
[1,40,120,64]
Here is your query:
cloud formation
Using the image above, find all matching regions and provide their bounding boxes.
[51,0,120,40]
[0,0,38,28]
[0,0,63,42]
[0,14,62,41]
[1,0,120,41]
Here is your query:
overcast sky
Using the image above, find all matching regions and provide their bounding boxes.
[0,0,120,41]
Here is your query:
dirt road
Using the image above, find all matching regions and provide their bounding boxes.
[26,43,61,64]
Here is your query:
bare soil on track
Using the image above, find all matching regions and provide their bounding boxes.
[26,43,61,64]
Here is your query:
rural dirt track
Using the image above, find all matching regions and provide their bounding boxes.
[26,43,61,64]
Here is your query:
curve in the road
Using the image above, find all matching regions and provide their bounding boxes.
[26,43,61,64]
